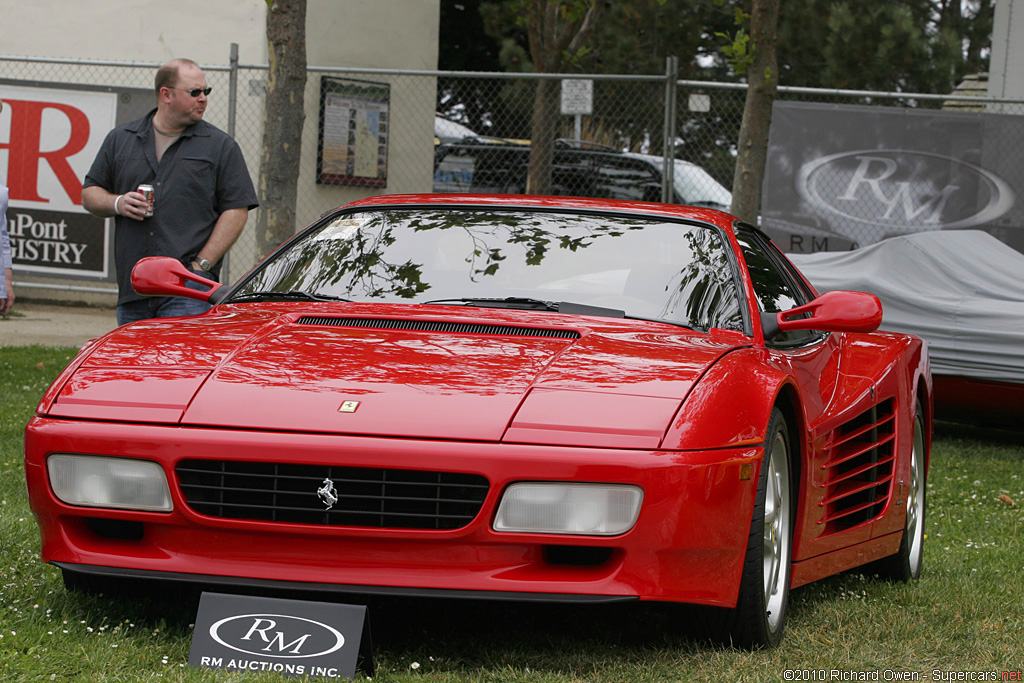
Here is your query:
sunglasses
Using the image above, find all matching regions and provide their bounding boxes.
[172,86,212,97]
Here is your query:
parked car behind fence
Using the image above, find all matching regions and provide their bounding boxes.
[434,137,732,210]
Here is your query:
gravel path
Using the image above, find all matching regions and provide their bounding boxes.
[1,303,118,348]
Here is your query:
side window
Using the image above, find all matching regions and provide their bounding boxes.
[433,145,528,194]
[473,148,527,194]
[735,229,820,347]
[433,146,476,193]
[593,156,660,201]
[551,150,596,198]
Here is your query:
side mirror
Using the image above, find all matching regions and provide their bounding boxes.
[131,256,228,305]
[763,290,882,340]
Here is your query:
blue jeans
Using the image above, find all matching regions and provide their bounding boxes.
[117,268,216,325]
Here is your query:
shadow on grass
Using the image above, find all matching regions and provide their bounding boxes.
[934,419,1024,447]
[59,573,722,668]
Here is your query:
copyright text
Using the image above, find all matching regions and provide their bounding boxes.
[783,670,1022,682]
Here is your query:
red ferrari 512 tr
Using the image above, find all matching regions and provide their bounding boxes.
[25,195,931,648]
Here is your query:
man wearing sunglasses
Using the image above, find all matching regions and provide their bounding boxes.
[82,58,259,325]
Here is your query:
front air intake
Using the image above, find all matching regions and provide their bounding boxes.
[296,316,580,339]
[176,460,489,530]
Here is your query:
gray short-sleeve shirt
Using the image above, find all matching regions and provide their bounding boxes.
[83,109,259,304]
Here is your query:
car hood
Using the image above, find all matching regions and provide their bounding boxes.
[45,304,748,448]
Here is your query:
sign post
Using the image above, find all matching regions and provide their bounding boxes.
[560,79,594,142]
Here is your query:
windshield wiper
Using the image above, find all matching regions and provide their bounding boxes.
[420,296,705,330]
[422,297,625,318]
[423,296,556,310]
[229,290,352,303]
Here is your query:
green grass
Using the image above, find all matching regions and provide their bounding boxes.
[2,346,1022,682]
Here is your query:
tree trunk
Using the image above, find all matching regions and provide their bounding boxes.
[730,0,780,224]
[526,78,559,194]
[523,0,600,196]
[257,0,308,256]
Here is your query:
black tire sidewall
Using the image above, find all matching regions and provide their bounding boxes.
[727,406,793,648]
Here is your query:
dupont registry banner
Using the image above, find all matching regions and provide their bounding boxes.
[761,101,1024,254]
[1,81,152,282]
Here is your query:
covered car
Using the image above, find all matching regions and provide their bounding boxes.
[25,195,931,648]
[789,229,1024,426]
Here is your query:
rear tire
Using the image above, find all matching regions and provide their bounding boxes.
[870,400,926,581]
[713,407,794,648]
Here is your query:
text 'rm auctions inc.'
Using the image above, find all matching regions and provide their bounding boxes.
[783,669,1022,681]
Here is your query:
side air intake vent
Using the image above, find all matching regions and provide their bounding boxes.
[819,398,897,533]
[296,317,580,339]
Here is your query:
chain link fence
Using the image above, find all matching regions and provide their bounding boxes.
[3,51,1023,301]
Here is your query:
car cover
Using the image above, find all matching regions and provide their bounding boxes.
[789,230,1024,385]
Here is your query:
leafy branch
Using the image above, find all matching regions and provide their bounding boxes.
[716,5,757,76]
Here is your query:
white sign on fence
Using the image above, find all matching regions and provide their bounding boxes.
[688,94,711,113]
[560,79,593,116]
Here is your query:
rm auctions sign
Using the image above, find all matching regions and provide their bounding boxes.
[188,592,374,680]
[1,84,116,277]
[762,101,1024,254]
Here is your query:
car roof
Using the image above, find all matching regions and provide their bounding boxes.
[338,193,739,230]
[434,115,479,140]
[621,151,703,169]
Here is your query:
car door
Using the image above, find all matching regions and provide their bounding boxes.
[735,227,884,559]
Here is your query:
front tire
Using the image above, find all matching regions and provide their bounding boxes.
[716,407,794,648]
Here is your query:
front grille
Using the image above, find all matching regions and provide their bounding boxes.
[818,399,897,533]
[296,316,580,339]
[175,460,489,530]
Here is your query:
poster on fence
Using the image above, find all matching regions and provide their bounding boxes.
[317,77,390,188]
[762,101,1024,254]
[0,83,119,278]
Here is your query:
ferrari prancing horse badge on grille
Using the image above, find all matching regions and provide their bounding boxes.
[317,478,339,510]
[338,400,360,413]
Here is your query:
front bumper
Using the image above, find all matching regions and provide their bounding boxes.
[26,417,760,608]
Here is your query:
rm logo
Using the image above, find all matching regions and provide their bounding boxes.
[798,150,1014,231]
[189,592,373,679]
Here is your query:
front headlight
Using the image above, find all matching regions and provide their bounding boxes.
[47,455,173,512]
[493,483,642,536]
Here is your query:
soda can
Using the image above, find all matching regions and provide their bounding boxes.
[137,184,155,217]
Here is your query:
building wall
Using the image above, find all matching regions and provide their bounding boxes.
[989,0,1024,99]
[2,0,440,304]
[296,0,442,239]
[307,0,440,69]
[1,0,269,64]
[1,0,439,69]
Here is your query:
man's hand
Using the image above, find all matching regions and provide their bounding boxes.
[82,187,147,221]
[116,191,148,221]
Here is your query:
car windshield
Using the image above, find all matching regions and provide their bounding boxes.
[232,208,744,332]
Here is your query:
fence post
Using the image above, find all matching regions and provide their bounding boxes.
[228,43,239,138]
[662,55,679,203]
[223,42,240,280]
